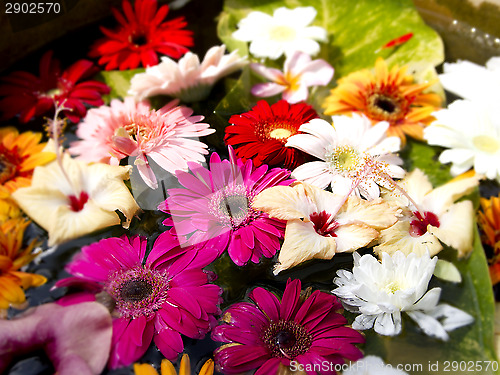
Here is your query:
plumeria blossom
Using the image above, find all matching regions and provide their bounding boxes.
[68,97,214,189]
[129,45,247,102]
[232,6,327,59]
[0,302,112,375]
[286,114,405,200]
[89,0,193,70]
[55,233,222,368]
[252,182,400,274]
[424,100,500,181]
[159,147,293,266]
[250,50,334,103]
[374,168,480,258]
[342,356,409,375]
[134,354,214,375]
[333,251,474,340]
[212,279,364,374]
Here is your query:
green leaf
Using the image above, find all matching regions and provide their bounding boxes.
[434,259,462,283]
[97,68,144,101]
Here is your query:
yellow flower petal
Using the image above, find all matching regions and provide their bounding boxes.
[134,363,160,375]
[161,359,178,375]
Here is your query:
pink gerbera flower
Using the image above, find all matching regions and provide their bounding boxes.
[55,233,222,369]
[68,97,214,189]
[159,147,293,266]
[0,51,109,123]
[212,279,365,374]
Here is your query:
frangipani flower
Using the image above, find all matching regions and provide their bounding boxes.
[374,168,480,258]
[232,6,327,59]
[68,97,214,189]
[286,114,405,200]
[12,152,140,246]
[250,50,333,103]
[343,356,409,375]
[134,354,214,375]
[424,100,500,181]
[212,279,364,374]
[0,302,112,375]
[129,45,247,102]
[252,182,400,274]
[322,57,442,144]
[333,251,474,340]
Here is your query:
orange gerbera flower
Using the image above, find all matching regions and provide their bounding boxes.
[134,354,214,375]
[0,127,54,196]
[478,195,500,285]
[0,198,46,311]
[322,57,442,144]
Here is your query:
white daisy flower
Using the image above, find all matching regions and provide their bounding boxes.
[232,6,327,60]
[333,251,474,341]
[424,100,500,181]
[286,114,405,200]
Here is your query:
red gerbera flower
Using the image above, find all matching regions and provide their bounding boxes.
[89,0,194,71]
[0,51,109,124]
[224,100,318,169]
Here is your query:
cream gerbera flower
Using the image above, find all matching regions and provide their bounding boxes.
[232,6,327,59]
[252,182,400,274]
[374,168,480,258]
[129,45,247,102]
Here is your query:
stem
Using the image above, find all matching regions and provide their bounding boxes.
[378,168,424,216]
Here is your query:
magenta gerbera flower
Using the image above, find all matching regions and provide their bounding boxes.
[55,233,222,369]
[0,51,109,123]
[159,147,293,266]
[212,279,365,374]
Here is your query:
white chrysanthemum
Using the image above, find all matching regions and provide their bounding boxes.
[286,114,405,200]
[424,100,500,181]
[333,251,474,341]
[232,6,327,59]
[129,45,247,102]
[343,356,409,375]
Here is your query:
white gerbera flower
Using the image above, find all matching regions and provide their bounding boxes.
[333,251,474,341]
[343,356,409,375]
[424,100,500,181]
[128,45,247,102]
[286,114,405,200]
[232,6,327,60]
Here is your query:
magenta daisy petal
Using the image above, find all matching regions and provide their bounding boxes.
[159,146,293,266]
[55,232,222,369]
[212,279,364,375]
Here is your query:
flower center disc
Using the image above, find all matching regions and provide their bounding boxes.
[269,25,297,42]
[120,278,153,302]
[130,32,148,47]
[473,135,500,154]
[269,128,293,140]
[262,320,312,359]
[0,154,19,184]
[367,92,405,122]
[326,145,362,176]
[219,194,249,221]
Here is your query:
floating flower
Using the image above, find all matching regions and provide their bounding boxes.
[0,198,46,312]
[374,168,479,258]
[232,6,327,59]
[224,100,318,169]
[477,195,500,285]
[252,182,400,274]
[56,233,222,368]
[134,354,214,375]
[68,97,214,189]
[0,51,109,123]
[342,356,409,375]
[0,302,112,375]
[424,100,500,181]
[89,0,193,70]
[12,151,140,246]
[333,251,474,340]
[250,50,334,103]
[212,279,364,374]
[129,45,247,102]
[286,114,405,199]
[322,57,442,144]
[159,147,292,266]
[0,127,55,196]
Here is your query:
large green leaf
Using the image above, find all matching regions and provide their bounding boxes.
[97,68,144,102]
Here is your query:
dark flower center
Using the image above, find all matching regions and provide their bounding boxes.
[67,191,89,212]
[119,278,153,302]
[409,211,440,237]
[309,210,339,237]
[0,146,23,184]
[130,32,148,47]
[367,92,407,123]
[374,95,397,113]
[262,320,312,359]
[219,194,249,221]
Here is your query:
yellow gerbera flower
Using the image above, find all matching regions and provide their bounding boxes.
[134,354,214,375]
[478,195,500,285]
[322,58,442,144]
[0,127,55,196]
[0,198,46,312]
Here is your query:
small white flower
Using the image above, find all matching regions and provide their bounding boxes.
[333,251,474,341]
[128,45,247,102]
[342,356,409,375]
[424,100,500,181]
[286,114,405,200]
[232,6,327,59]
